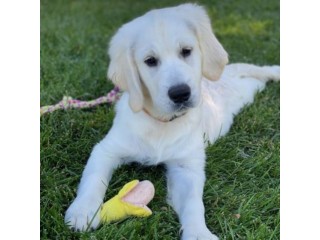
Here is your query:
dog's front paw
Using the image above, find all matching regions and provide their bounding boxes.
[181,226,219,240]
[65,196,102,231]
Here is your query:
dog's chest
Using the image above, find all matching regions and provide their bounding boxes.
[126,122,204,165]
[116,97,204,165]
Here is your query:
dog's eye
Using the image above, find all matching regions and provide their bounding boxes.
[144,57,158,67]
[181,48,192,58]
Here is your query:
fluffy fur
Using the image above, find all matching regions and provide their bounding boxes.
[65,4,279,240]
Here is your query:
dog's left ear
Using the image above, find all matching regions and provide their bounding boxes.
[107,26,144,112]
[178,4,229,81]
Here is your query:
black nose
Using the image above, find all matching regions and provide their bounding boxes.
[168,84,191,104]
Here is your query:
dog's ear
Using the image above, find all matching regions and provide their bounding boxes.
[178,4,229,81]
[107,27,143,112]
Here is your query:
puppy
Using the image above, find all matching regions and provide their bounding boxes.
[65,4,279,240]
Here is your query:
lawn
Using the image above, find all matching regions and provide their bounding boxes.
[40,0,280,239]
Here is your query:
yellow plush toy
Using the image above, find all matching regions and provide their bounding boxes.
[100,180,155,223]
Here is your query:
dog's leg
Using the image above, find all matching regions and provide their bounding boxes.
[226,63,280,82]
[203,64,280,144]
[64,135,121,231]
[166,162,219,240]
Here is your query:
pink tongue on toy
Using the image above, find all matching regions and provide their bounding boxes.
[122,180,155,205]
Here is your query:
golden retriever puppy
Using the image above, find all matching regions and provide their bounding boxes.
[65,4,279,239]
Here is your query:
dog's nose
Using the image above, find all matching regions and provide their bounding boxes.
[168,84,191,104]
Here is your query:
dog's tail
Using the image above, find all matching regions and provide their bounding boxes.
[226,63,280,82]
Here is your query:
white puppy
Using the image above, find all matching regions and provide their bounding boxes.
[65,4,279,240]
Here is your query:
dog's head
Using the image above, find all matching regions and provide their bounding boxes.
[107,4,228,121]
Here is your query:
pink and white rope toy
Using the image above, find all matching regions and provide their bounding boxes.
[40,86,121,116]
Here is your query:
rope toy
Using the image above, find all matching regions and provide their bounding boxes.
[100,180,155,224]
[40,86,121,116]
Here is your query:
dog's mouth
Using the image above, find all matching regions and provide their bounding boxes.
[144,107,188,122]
[165,102,193,121]
[173,101,193,112]
[143,99,195,122]
[168,111,187,121]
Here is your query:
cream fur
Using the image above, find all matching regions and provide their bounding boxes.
[65,4,280,240]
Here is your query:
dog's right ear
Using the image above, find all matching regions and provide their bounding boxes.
[107,27,144,112]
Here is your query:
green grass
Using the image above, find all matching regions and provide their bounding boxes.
[40,0,279,239]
